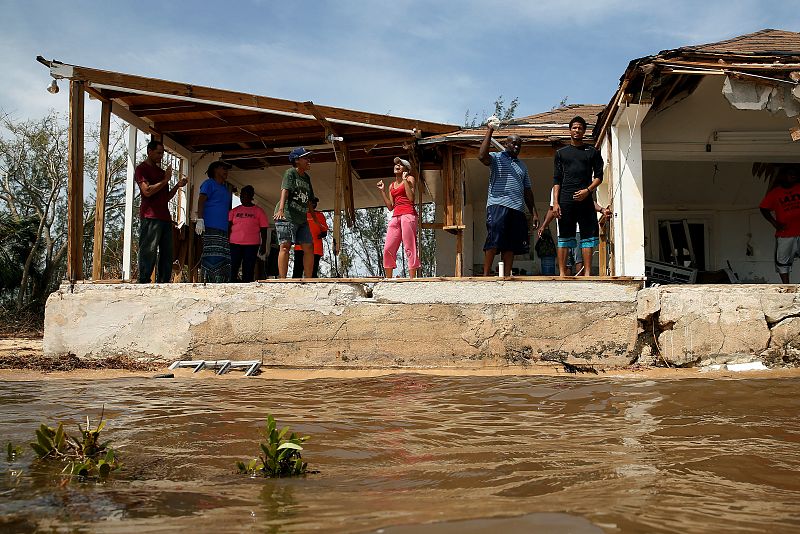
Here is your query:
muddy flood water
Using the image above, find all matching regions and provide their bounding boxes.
[1,374,799,533]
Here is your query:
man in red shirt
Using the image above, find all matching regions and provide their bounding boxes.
[134,140,187,283]
[760,166,800,283]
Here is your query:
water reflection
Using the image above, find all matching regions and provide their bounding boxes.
[0,376,799,532]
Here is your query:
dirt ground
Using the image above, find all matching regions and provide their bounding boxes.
[1,337,800,382]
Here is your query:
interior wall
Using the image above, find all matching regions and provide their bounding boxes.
[643,161,776,282]
[639,75,800,283]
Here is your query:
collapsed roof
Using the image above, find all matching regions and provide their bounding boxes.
[37,57,458,181]
[595,29,800,144]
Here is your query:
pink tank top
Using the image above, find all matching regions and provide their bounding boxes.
[390,182,416,217]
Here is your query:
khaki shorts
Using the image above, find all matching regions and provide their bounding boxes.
[775,236,800,274]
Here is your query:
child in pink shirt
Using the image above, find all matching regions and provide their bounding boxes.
[228,185,269,282]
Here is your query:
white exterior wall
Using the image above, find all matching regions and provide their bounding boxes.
[610,103,650,277]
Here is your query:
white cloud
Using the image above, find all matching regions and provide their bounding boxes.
[2,0,799,128]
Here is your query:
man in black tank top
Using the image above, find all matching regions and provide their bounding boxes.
[552,116,604,276]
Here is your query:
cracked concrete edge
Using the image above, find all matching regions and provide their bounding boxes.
[372,280,642,304]
[644,285,800,366]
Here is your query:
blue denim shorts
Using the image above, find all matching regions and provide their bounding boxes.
[275,219,313,245]
[483,204,530,255]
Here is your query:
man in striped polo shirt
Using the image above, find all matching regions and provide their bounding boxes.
[478,119,539,276]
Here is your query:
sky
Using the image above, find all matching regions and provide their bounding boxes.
[1,0,799,127]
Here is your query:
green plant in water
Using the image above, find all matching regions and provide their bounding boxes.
[6,442,24,461]
[30,422,69,459]
[29,412,121,480]
[237,414,309,478]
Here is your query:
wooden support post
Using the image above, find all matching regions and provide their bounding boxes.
[603,140,615,277]
[441,146,453,227]
[67,81,85,283]
[411,146,424,257]
[91,99,111,280]
[176,157,184,224]
[452,151,464,227]
[455,231,463,278]
[454,151,465,277]
[302,101,352,257]
[333,145,343,259]
[185,157,199,282]
[338,141,356,227]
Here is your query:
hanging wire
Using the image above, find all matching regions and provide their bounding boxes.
[609,73,648,208]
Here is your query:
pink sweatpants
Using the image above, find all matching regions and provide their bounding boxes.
[383,214,421,269]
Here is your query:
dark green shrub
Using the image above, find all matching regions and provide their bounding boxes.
[29,413,120,480]
[237,414,309,478]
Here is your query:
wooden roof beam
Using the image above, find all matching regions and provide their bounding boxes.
[184,128,325,147]
[303,101,340,141]
[128,102,231,116]
[42,61,457,133]
[152,114,301,132]
[653,57,800,70]
[219,138,410,159]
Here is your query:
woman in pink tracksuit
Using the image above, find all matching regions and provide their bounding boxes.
[377,157,421,278]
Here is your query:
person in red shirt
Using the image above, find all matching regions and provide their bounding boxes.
[292,197,328,278]
[760,166,800,283]
[377,157,421,279]
[229,185,269,282]
[134,140,187,283]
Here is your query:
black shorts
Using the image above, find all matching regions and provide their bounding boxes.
[557,200,598,248]
[484,204,530,255]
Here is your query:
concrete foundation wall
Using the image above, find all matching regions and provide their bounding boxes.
[637,284,800,367]
[47,281,800,369]
[44,280,642,368]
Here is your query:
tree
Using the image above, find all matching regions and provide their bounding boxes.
[0,111,129,318]
[317,204,437,278]
[0,213,40,293]
[81,121,133,279]
[319,208,387,278]
[0,111,69,311]
[464,95,520,128]
[552,96,569,110]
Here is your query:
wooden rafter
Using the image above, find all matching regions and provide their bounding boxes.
[49,62,455,133]
[183,126,323,147]
[128,103,230,116]
[152,114,299,132]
